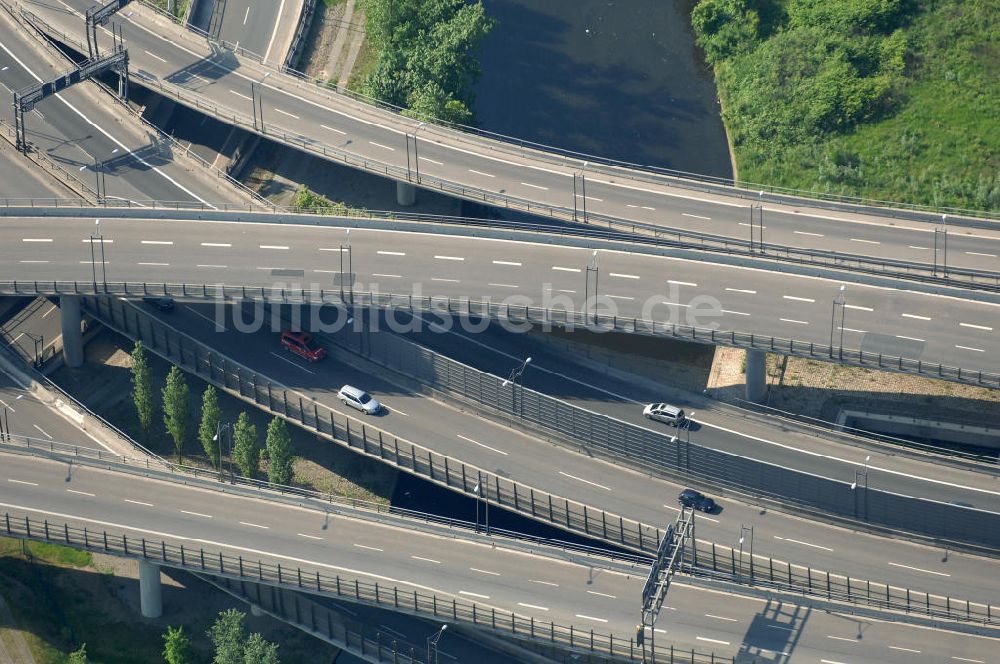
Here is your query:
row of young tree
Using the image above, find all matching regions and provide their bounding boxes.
[162,609,281,664]
[130,342,294,485]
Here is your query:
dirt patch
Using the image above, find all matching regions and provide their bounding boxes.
[296,0,351,80]
[50,327,396,504]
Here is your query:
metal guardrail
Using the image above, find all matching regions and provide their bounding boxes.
[4,429,996,626]
[0,512,725,663]
[130,0,999,223]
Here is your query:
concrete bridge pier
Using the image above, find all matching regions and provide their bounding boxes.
[396,181,416,206]
[744,349,768,404]
[59,295,84,368]
[139,559,163,618]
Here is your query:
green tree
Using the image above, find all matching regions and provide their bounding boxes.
[131,341,154,442]
[199,385,222,467]
[264,417,293,485]
[242,633,280,664]
[232,412,260,478]
[208,609,246,664]
[68,645,88,664]
[162,626,192,664]
[162,366,190,463]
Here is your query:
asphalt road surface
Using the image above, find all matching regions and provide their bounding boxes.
[1,453,995,664]
[106,298,1000,609]
[22,0,1000,274]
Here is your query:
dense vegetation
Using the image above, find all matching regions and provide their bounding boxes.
[360,0,495,125]
[691,0,998,211]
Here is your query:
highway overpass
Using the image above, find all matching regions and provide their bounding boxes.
[14,0,1000,270]
[1,448,996,663]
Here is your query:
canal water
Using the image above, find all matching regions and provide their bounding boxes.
[475,0,733,180]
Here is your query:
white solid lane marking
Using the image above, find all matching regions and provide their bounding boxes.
[137,262,170,266]
[696,637,729,645]
[774,536,834,553]
[887,562,950,577]
[432,278,460,283]
[896,335,925,342]
[820,660,849,664]
[197,264,228,268]
[518,602,549,611]
[609,273,639,279]
[125,499,154,507]
[956,345,985,352]
[81,239,114,243]
[269,352,316,374]
[144,50,167,63]
[960,323,993,331]
[275,109,300,119]
[470,568,500,576]
[468,169,495,178]
[607,295,635,301]
[850,238,880,245]
[586,590,617,599]
[844,304,873,311]
[779,318,809,325]
[353,544,383,552]
[909,245,929,250]
[411,556,441,564]
[79,261,109,264]
[827,635,856,642]
[202,242,232,247]
[318,247,350,252]
[704,614,738,622]
[260,245,290,250]
[243,6,250,24]
[783,295,815,302]
[951,658,985,663]
[262,0,287,63]
[726,288,756,294]
[369,141,394,151]
[966,251,997,258]
[459,590,490,599]
[20,261,49,263]
[682,213,711,220]
[901,313,931,320]
[558,471,611,491]
[181,510,213,518]
[667,280,697,287]
[320,124,346,135]
[839,327,866,334]
[21,238,52,242]
[378,250,406,256]
[141,240,174,245]
[372,273,401,278]
[230,89,252,101]
[520,182,549,190]
[575,614,608,624]
[493,260,522,266]
[888,646,921,653]
[434,255,464,261]
[67,489,95,497]
[32,425,52,439]
[793,231,824,237]
[239,521,269,530]
[488,283,519,289]
[297,533,323,540]
[8,479,38,486]
[552,266,581,272]
[530,579,559,587]
[419,156,443,165]
[457,434,508,456]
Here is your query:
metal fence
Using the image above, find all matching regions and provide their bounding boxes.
[1,512,728,664]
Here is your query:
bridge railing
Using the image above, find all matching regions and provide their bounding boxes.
[1,512,725,663]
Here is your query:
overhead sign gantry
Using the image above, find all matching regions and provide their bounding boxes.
[637,506,695,663]
[85,0,134,58]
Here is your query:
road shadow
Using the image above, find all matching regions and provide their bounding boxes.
[735,597,810,663]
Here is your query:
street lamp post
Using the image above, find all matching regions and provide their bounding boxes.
[414,121,425,183]
[1,395,25,441]
[738,524,754,584]
[584,250,599,325]
[934,214,948,277]
[213,422,234,482]
[473,474,489,535]
[829,285,846,358]
[850,454,871,519]
[502,356,532,417]
[90,219,107,293]
[426,624,447,664]
[339,229,353,307]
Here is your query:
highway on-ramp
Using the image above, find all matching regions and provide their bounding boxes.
[1,452,995,663]
[18,0,1000,273]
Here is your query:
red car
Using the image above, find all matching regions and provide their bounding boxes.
[280,331,326,362]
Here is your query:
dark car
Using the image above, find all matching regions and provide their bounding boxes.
[280,330,326,362]
[142,296,174,312]
[678,488,716,513]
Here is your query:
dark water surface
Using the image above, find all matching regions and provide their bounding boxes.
[475,0,733,179]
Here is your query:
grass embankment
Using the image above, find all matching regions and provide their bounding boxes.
[692,0,998,211]
[147,0,189,19]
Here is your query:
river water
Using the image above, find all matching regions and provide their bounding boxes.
[475,0,733,180]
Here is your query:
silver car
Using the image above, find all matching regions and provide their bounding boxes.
[643,403,685,426]
[338,385,382,415]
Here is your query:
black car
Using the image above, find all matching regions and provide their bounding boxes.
[142,296,175,312]
[678,488,715,513]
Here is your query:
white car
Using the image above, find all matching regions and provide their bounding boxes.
[643,403,685,426]
[338,385,382,415]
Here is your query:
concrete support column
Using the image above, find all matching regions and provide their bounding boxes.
[744,349,768,404]
[59,295,84,368]
[139,559,163,618]
[395,181,416,206]
[249,603,265,617]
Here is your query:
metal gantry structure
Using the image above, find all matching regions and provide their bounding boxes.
[638,506,695,663]
[13,46,129,153]
[84,0,134,58]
